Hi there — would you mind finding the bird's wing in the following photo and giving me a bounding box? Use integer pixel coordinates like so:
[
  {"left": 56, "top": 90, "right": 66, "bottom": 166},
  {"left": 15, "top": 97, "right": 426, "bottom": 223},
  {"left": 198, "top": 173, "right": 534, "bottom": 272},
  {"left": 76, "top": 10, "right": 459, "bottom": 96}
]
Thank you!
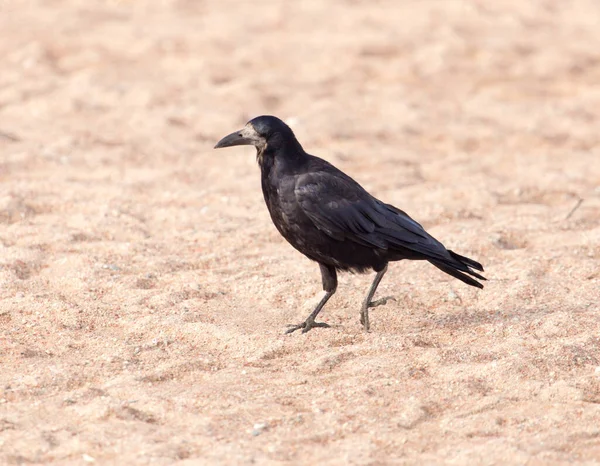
[{"left": 294, "top": 172, "right": 449, "bottom": 259}]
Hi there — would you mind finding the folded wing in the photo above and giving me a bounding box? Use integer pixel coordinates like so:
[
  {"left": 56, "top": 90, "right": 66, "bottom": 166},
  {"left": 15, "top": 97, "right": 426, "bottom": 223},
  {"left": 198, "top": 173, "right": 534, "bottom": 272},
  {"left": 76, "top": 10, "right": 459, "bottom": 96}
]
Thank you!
[{"left": 295, "top": 171, "right": 485, "bottom": 287}]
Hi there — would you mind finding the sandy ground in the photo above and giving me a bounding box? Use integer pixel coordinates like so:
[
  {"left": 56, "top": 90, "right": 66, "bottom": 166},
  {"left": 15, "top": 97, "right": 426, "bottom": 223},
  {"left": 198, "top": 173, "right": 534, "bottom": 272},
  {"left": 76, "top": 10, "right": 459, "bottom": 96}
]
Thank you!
[{"left": 1, "top": 0, "right": 600, "bottom": 464}]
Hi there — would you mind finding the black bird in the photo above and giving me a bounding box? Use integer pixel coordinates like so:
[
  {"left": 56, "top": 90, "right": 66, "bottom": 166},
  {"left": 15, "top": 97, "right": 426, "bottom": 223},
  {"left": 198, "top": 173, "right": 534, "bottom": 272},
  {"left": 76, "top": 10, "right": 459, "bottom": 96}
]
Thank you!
[{"left": 214, "top": 115, "right": 485, "bottom": 333}]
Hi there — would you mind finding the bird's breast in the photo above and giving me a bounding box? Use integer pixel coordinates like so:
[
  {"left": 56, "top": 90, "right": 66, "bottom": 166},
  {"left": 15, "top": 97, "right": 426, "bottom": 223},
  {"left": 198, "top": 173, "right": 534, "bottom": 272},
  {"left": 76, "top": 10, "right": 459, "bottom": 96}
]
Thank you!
[{"left": 261, "top": 173, "right": 309, "bottom": 240}]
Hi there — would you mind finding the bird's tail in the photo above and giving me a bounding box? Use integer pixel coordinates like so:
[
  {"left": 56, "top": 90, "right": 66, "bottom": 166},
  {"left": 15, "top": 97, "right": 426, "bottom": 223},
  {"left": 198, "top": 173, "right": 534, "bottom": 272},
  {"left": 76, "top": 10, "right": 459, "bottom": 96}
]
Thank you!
[
  {"left": 448, "top": 250, "right": 484, "bottom": 272},
  {"left": 428, "top": 249, "right": 486, "bottom": 289}
]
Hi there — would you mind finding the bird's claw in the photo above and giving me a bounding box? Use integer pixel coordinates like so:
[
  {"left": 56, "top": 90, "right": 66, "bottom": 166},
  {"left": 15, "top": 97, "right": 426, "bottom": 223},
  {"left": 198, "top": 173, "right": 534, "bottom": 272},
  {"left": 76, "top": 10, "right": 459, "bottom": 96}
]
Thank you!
[
  {"left": 285, "top": 319, "right": 330, "bottom": 334},
  {"left": 368, "top": 296, "right": 396, "bottom": 308}
]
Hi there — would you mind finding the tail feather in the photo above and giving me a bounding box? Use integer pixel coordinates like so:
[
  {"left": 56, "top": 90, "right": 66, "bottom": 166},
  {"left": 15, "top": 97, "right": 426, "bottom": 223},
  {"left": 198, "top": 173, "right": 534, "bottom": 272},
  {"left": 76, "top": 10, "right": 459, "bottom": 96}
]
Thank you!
[
  {"left": 448, "top": 250, "right": 485, "bottom": 272},
  {"left": 429, "top": 260, "right": 485, "bottom": 289},
  {"left": 428, "top": 250, "right": 486, "bottom": 289}
]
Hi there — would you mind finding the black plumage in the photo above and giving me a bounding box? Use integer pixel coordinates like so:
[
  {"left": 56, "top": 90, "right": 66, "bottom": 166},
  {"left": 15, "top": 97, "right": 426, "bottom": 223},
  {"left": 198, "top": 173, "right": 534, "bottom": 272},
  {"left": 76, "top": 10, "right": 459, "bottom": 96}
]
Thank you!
[{"left": 214, "top": 115, "right": 485, "bottom": 333}]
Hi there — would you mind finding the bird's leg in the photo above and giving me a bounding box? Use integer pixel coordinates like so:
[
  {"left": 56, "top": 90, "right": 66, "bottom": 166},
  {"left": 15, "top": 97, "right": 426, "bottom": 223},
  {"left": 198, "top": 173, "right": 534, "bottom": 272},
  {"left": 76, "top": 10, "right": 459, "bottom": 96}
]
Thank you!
[
  {"left": 360, "top": 264, "right": 388, "bottom": 331},
  {"left": 286, "top": 264, "right": 337, "bottom": 334},
  {"left": 285, "top": 291, "right": 334, "bottom": 334}
]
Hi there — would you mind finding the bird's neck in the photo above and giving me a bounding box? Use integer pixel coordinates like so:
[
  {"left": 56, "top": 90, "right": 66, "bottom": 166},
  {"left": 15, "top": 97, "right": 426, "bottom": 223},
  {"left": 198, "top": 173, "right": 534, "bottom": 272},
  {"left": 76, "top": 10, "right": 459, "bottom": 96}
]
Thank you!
[{"left": 258, "top": 138, "right": 306, "bottom": 171}]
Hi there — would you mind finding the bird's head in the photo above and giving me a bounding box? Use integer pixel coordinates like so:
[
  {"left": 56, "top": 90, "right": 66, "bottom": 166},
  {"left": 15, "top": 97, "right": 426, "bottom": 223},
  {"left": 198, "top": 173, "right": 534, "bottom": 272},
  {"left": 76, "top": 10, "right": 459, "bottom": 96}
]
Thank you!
[{"left": 214, "top": 115, "right": 300, "bottom": 162}]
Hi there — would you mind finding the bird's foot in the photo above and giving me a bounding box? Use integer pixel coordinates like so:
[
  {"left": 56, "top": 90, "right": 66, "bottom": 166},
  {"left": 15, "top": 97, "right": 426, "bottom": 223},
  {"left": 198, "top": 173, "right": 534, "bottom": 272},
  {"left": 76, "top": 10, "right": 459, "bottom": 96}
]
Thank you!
[
  {"left": 285, "top": 318, "right": 330, "bottom": 334},
  {"left": 360, "top": 296, "right": 395, "bottom": 331},
  {"left": 369, "top": 296, "right": 396, "bottom": 308}
]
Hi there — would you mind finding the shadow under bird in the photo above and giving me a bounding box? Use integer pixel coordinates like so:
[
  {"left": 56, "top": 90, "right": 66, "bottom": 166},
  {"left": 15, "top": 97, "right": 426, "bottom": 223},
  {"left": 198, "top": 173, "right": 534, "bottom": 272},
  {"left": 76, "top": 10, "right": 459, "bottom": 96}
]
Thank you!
[{"left": 214, "top": 115, "right": 486, "bottom": 334}]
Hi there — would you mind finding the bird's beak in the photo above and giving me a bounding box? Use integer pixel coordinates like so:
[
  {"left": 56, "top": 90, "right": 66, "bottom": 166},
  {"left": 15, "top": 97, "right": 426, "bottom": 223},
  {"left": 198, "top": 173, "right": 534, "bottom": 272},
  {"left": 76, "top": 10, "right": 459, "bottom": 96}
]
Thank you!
[{"left": 214, "top": 130, "right": 253, "bottom": 149}]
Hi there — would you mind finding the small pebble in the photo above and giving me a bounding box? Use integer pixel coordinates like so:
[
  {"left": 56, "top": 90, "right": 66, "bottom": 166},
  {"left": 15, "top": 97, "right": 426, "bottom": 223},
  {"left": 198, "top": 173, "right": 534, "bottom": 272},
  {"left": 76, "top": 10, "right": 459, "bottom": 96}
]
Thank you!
[{"left": 251, "top": 422, "right": 268, "bottom": 436}]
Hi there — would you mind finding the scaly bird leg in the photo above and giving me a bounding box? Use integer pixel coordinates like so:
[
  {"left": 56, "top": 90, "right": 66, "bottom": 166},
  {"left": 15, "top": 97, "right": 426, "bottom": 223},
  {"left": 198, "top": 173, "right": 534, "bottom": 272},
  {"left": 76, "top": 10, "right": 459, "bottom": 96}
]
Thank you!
[
  {"left": 285, "top": 291, "right": 334, "bottom": 334},
  {"left": 286, "top": 264, "right": 337, "bottom": 334},
  {"left": 360, "top": 264, "right": 388, "bottom": 331}
]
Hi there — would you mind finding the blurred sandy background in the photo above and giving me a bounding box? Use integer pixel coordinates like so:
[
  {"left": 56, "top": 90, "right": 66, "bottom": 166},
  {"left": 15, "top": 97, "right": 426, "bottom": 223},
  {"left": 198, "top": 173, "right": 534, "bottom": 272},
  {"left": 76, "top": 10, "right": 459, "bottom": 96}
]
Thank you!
[{"left": 1, "top": 0, "right": 600, "bottom": 464}]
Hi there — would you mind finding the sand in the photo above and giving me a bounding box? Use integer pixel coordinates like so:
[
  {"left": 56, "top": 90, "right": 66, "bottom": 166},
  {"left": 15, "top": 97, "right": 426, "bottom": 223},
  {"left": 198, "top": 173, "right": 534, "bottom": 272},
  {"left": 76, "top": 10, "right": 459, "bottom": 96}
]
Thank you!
[{"left": 1, "top": 0, "right": 600, "bottom": 464}]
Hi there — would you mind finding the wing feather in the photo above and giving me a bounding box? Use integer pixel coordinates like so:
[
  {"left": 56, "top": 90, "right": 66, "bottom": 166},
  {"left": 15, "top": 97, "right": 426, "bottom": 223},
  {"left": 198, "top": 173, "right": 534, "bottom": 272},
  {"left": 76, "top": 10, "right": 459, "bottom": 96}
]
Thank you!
[{"left": 295, "top": 172, "right": 441, "bottom": 255}]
